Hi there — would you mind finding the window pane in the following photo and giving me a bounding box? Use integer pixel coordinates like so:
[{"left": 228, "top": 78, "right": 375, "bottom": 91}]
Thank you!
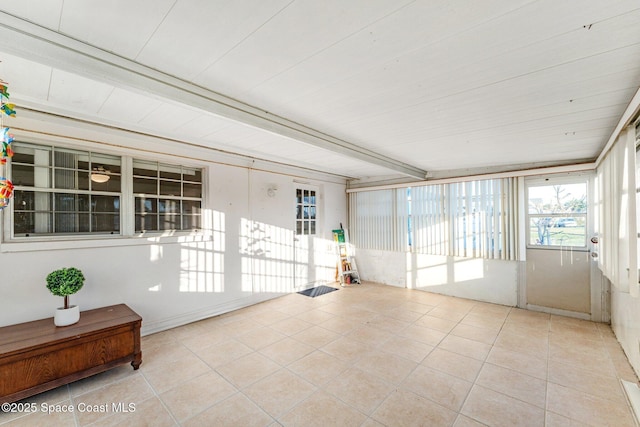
[
  {"left": 310, "top": 221, "right": 316, "bottom": 235},
  {"left": 13, "top": 191, "right": 53, "bottom": 235},
  {"left": 14, "top": 190, "right": 52, "bottom": 213},
  {"left": 12, "top": 150, "right": 35, "bottom": 164},
  {"left": 54, "top": 149, "right": 83, "bottom": 169},
  {"left": 135, "top": 214, "right": 157, "bottom": 232},
  {"left": 14, "top": 190, "right": 35, "bottom": 211},
  {"left": 159, "top": 179, "right": 181, "bottom": 196},
  {"left": 55, "top": 193, "right": 89, "bottom": 212},
  {"left": 78, "top": 171, "right": 90, "bottom": 190},
  {"left": 182, "top": 215, "right": 201, "bottom": 230},
  {"left": 183, "top": 168, "right": 202, "bottom": 183},
  {"left": 135, "top": 197, "right": 156, "bottom": 214},
  {"left": 183, "top": 183, "right": 202, "bottom": 198},
  {"left": 14, "top": 144, "right": 51, "bottom": 165},
  {"left": 92, "top": 174, "right": 121, "bottom": 192},
  {"left": 34, "top": 212, "right": 53, "bottom": 234},
  {"left": 54, "top": 168, "right": 77, "bottom": 190},
  {"left": 528, "top": 183, "right": 587, "bottom": 214},
  {"left": 159, "top": 214, "right": 180, "bottom": 230},
  {"left": 159, "top": 164, "right": 182, "bottom": 180},
  {"left": 92, "top": 214, "right": 120, "bottom": 232},
  {"left": 529, "top": 217, "right": 586, "bottom": 246},
  {"left": 133, "top": 160, "right": 157, "bottom": 177},
  {"left": 133, "top": 177, "right": 157, "bottom": 194},
  {"left": 14, "top": 211, "right": 35, "bottom": 235},
  {"left": 159, "top": 199, "right": 180, "bottom": 213},
  {"left": 528, "top": 182, "right": 587, "bottom": 247},
  {"left": 55, "top": 213, "right": 90, "bottom": 233},
  {"left": 182, "top": 200, "right": 201, "bottom": 214},
  {"left": 11, "top": 164, "right": 36, "bottom": 186},
  {"left": 296, "top": 221, "right": 302, "bottom": 235},
  {"left": 92, "top": 195, "right": 119, "bottom": 213},
  {"left": 91, "top": 153, "right": 121, "bottom": 172}
]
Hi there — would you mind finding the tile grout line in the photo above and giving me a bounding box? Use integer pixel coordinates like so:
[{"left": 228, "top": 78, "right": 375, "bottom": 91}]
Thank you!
[
  {"left": 452, "top": 305, "right": 513, "bottom": 425},
  {"left": 137, "top": 365, "right": 181, "bottom": 427}
]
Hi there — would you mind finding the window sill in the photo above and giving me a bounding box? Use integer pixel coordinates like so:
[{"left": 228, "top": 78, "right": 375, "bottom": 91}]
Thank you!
[{"left": 0, "top": 232, "right": 212, "bottom": 253}]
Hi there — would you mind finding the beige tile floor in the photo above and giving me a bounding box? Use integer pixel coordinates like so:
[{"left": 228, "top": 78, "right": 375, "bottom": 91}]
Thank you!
[{"left": 2, "top": 282, "right": 638, "bottom": 426}]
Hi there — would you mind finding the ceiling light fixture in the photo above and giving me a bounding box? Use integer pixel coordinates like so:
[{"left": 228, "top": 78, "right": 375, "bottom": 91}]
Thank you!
[{"left": 91, "top": 167, "right": 110, "bottom": 183}]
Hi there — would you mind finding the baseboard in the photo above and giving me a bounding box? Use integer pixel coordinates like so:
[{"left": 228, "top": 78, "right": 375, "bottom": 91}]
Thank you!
[
  {"left": 621, "top": 380, "right": 640, "bottom": 426},
  {"left": 140, "top": 292, "right": 284, "bottom": 336},
  {"left": 525, "top": 303, "right": 591, "bottom": 321}
]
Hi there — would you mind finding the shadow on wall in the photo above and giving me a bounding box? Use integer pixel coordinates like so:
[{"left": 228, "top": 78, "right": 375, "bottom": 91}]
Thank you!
[
  {"left": 144, "top": 210, "right": 336, "bottom": 296},
  {"left": 402, "top": 252, "right": 519, "bottom": 306}
]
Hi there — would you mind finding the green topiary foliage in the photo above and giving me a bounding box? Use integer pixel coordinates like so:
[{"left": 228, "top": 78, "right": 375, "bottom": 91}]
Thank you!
[{"left": 46, "top": 267, "right": 85, "bottom": 309}]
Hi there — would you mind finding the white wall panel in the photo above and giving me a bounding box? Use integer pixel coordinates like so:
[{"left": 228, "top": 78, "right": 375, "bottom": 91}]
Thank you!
[
  {"left": 356, "top": 248, "right": 518, "bottom": 306},
  {"left": 0, "top": 148, "right": 347, "bottom": 335}
]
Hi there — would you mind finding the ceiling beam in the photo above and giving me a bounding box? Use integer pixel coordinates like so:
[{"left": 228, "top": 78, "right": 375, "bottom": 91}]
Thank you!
[
  {"left": 0, "top": 11, "right": 428, "bottom": 180},
  {"left": 346, "top": 162, "right": 596, "bottom": 193}
]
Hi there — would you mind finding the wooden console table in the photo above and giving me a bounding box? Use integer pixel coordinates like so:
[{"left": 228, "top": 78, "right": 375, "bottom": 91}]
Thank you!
[{"left": 0, "top": 304, "right": 142, "bottom": 404}]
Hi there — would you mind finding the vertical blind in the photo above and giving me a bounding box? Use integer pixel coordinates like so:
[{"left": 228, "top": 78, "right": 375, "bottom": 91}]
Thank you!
[
  {"left": 349, "top": 189, "right": 407, "bottom": 252},
  {"left": 595, "top": 124, "right": 638, "bottom": 294},
  {"left": 349, "top": 177, "right": 520, "bottom": 261}
]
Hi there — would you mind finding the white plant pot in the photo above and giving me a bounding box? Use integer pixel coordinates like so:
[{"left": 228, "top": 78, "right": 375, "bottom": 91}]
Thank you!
[{"left": 54, "top": 305, "right": 80, "bottom": 327}]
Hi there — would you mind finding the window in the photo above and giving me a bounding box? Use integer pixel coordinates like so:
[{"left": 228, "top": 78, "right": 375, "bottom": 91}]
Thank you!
[
  {"left": 349, "top": 178, "right": 518, "bottom": 260},
  {"left": 527, "top": 180, "right": 587, "bottom": 247},
  {"left": 410, "top": 178, "right": 518, "bottom": 260},
  {"left": 11, "top": 143, "right": 121, "bottom": 236},
  {"left": 6, "top": 141, "right": 205, "bottom": 240},
  {"left": 349, "top": 188, "right": 408, "bottom": 252},
  {"left": 295, "top": 188, "right": 316, "bottom": 235},
  {"left": 133, "top": 160, "right": 202, "bottom": 233}
]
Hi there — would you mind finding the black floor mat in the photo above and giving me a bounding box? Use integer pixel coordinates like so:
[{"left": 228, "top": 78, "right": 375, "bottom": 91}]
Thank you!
[{"left": 297, "top": 285, "right": 339, "bottom": 298}]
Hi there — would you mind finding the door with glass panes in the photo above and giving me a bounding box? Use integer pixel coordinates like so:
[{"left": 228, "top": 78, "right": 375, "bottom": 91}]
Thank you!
[
  {"left": 294, "top": 186, "right": 318, "bottom": 288},
  {"left": 525, "top": 176, "right": 593, "bottom": 316}
]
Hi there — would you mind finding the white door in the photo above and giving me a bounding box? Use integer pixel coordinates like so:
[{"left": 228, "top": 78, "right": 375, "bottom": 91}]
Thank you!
[
  {"left": 294, "top": 186, "right": 318, "bottom": 289},
  {"left": 525, "top": 176, "right": 595, "bottom": 318}
]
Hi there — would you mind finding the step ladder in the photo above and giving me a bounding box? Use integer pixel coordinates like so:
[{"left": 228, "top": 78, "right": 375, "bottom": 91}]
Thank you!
[{"left": 332, "top": 227, "right": 361, "bottom": 286}]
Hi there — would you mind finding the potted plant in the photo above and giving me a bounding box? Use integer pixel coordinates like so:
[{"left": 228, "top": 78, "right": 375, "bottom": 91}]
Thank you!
[{"left": 46, "top": 267, "right": 85, "bottom": 327}]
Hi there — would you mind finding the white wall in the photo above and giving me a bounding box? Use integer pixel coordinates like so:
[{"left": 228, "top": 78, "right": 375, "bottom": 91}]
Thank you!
[
  {"left": 357, "top": 248, "right": 519, "bottom": 306},
  {"left": 0, "top": 131, "right": 347, "bottom": 335}
]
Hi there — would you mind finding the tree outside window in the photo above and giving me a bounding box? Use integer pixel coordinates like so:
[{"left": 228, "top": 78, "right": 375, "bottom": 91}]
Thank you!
[{"left": 528, "top": 182, "right": 587, "bottom": 247}]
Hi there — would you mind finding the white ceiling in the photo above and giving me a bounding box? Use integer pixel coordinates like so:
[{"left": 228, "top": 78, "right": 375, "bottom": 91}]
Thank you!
[{"left": 0, "top": 0, "right": 639, "bottom": 182}]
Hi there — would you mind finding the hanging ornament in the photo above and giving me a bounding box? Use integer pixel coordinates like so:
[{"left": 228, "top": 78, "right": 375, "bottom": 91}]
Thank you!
[
  {"left": 1, "top": 127, "right": 13, "bottom": 164},
  {"left": 0, "top": 77, "right": 14, "bottom": 208},
  {"left": 1, "top": 103, "right": 15, "bottom": 117},
  {"left": 0, "top": 177, "right": 13, "bottom": 209}
]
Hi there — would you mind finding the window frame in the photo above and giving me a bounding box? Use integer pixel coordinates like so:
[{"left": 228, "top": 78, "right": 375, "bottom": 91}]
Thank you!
[
  {"left": 294, "top": 185, "right": 318, "bottom": 236},
  {"left": 525, "top": 175, "right": 589, "bottom": 250},
  {"left": 8, "top": 142, "right": 123, "bottom": 238},
  {"left": 132, "top": 159, "right": 203, "bottom": 234},
  {"left": 2, "top": 139, "right": 206, "bottom": 245}
]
